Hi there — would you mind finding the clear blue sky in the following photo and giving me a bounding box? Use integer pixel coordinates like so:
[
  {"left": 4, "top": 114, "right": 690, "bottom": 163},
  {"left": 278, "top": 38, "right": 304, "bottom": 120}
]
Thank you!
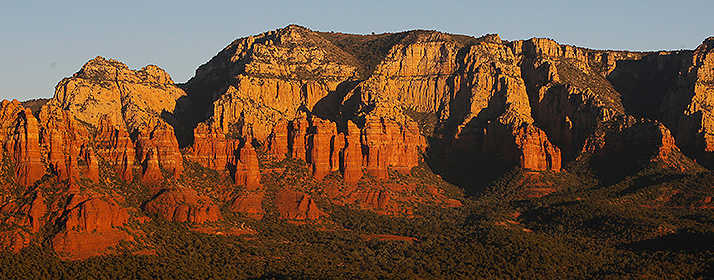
[{"left": 1, "top": 0, "right": 711, "bottom": 101}]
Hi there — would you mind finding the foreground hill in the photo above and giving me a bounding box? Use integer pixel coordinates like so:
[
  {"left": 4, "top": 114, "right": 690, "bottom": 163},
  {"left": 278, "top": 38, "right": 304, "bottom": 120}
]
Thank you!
[{"left": 0, "top": 25, "right": 712, "bottom": 278}]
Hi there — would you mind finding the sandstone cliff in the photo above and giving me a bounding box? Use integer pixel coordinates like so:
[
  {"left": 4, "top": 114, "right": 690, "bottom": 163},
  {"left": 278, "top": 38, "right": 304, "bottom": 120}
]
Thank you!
[
  {"left": 184, "top": 25, "right": 361, "bottom": 142},
  {"left": 2, "top": 25, "right": 713, "bottom": 261},
  {"left": 48, "top": 57, "right": 186, "bottom": 130}
]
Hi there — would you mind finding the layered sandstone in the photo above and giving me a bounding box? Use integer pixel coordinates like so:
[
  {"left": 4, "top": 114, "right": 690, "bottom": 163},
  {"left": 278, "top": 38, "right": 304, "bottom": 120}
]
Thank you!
[
  {"left": 330, "top": 132, "right": 345, "bottom": 172},
  {"left": 5, "top": 24, "right": 714, "bottom": 263},
  {"left": 581, "top": 116, "right": 700, "bottom": 179},
  {"left": 47, "top": 57, "right": 186, "bottom": 130},
  {"left": 362, "top": 116, "right": 388, "bottom": 179},
  {"left": 143, "top": 188, "right": 221, "bottom": 224},
  {"left": 275, "top": 189, "right": 327, "bottom": 221},
  {"left": 234, "top": 140, "right": 261, "bottom": 190},
  {"left": 514, "top": 125, "right": 562, "bottom": 171},
  {"left": 8, "top": 109, "right": 44, "bottom": 186},
  {"left": 230, "top": 191, "right": 265, "bottom": 219},
  {"left": 342, "top": 121, "right": 363, "bottom": 185},
  {"left": 349, "top": 32, "right": 560, "bottom": 172},
  {"left": 0, "top": 191, "right": 47, "bottom": 253},
  {"left": 268, "top": 119, "right": 289, "bottom": 159},
  {"left": 309, "top": 117, "right": 335, "bottom": 180},
  {"left": 96, "top": 116, "right": 135, "bottom": 181},
  {"left": 37, "top": 105, "right": 90, "bottom": 183},
  {"left": 136, "top": 121, "right": 184, "bottom": 177},
  {"left": 84, "top": 147, "right": 100, "bottom": 183},
  {"left": 140, "top": 146, "right": 162, "bottom": 185},
  {"left": 289, "top": 115, "right": 309, "bottom": 161},
  {"left": 51, "top": 196, "right": 132, "bottom": 260},
  {"left": 662, "top": 38, "right": 714, "bottom": 167},
  {"left": 511, "top": 38, "right": 631, "bottom": 161},
  {"left": 0, "top": 229, "right": 30, "bottom": 253},
  {"left": 188, "top": 122, "right": 238, "bottom": 171},
  {"left": 186, "top": 25, "right": 360, "bottom": 141}
]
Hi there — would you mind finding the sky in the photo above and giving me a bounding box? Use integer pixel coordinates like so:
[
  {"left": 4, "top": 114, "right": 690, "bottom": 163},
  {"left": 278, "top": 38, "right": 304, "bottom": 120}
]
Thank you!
[{"left": 0, "top": 0, "right": 711, "bottom": 101}]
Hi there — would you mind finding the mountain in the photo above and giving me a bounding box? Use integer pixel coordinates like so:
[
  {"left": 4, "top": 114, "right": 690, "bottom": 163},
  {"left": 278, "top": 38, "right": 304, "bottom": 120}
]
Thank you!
[{"left": 0, "top": 25, "right": 712, "bottom": 278}]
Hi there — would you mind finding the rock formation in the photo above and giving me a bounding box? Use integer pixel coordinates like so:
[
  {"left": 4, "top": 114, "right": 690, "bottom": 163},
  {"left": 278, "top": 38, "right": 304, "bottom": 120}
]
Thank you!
[
  {"left": 143, "top": 188, "right": 221, "bottom": 224},
  {"left": 309, "top": 117, "right": 335, "bottom": 180},
  {"left": 140, "top": 146, "right": 163, "bottom": 185},
  {"left": 330, "top": 132, "right": 345, "bottom": 172},
  {"left": 96, "top": 116, "right": 135, "bottom": 181},
  {"left": 662, "top": 38, "right": 714, "bottom": 168},
  {"left": 47, "top": 57, "right": 186, "bottom": 130},
  {"left": 234, "top": 140, "right": 261, "bottom": 190},
  {"left": 185, "top": 25, "right": 360, "bottom": 142},
  {"left": 84, "top": 147, "right": 100, "bottom": 183},
  {"left": 581, "top": 117, "right": 700, "bottom": 176},
  {"left": 342, "top": 121, "right": 363, "bottom": 185},
  {"left": 346, "top": 32, "right": 561, "bottom": 174},
  {"left": 289, "top": 115, "right": 309, "bottom": 161},
  {"left": 275, "top": 189, "right": 326, "bottom": 221},
  {"left": 514, "top": 124, "right": 562, "bottom": 171},
  {"left": 188, "top": 123, "right": 238, "bottom": 171},
  {"left": 0, "top": 191, "right": 47, "bottom": 252},
  {"left": 3, "top": 25, "right": 714, "bottom": 262},
  {"left": 230, "top": 191, "right": 265, "bottom": 219},
  {"left": 9, "top": 109, "right": 44, "bottom": 186},
  {"left": 136, "top": 121, "right": 184, "bottom": 178},
  {"left": 512, "top": 38, "right": 629, "bottom": 161},
  {"left": 362, "top": 116, "right": 389, "bottom": 179},
  {"left": 51, "top": 196, "right": 131, "bottom": 260},
  {"left": 0, "top": 229, "right": 30, "bottom": 253},
  {"left": 268, "top": 119, "right": 289, "bottom": 159}
]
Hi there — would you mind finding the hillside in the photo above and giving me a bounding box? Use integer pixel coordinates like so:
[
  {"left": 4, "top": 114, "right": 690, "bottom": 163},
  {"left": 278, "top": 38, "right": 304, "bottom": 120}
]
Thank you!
[{"left": 0, "top": 25, "right": 713, "bottom": 279}]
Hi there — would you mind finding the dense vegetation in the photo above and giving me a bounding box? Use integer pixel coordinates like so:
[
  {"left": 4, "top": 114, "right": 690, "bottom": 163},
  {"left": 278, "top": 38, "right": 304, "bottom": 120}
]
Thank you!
[{"left": 1, "top": 157, "right": 712, "bottom": 279}]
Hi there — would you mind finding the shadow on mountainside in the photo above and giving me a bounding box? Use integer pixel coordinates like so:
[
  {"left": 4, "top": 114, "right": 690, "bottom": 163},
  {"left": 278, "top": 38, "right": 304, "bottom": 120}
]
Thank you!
[
  {"left": 606, "top": 54, "right": 684, "bottom": 121},
  {"left": 162, "top": 94, "right": 197, "bottom": 149},
  {"left": 312, "top": 80, "right": 362, "bottom": 125}
]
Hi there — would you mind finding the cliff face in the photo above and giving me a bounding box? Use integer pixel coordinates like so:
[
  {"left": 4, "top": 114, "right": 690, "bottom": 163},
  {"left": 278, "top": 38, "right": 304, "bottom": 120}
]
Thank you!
[
  {"left": 347, "top": 32, "right": 560, "bottom": 172},
  {"left": 511, "top": 38, "right": 632, "bottom": 161},
  {"left": 1, "top": 25, "right": 713, "bottom": 260},
  {"left": 48, "top": 57, "right": 186, "bottom": 130},
  {"left": 665, "top": 38, "right": 714, "bottom": 167},
  {"left": 595, "top": 37, "right": 714, "bottom": 168},
  {"left": 185, "top": 25, "right": 361, "bottom": 141},
  {"left": 183, "top": 26, "right": 712, "bottom": 177},
  {"left": 188, "top": 28, "right": 564, "bottom": 175}
]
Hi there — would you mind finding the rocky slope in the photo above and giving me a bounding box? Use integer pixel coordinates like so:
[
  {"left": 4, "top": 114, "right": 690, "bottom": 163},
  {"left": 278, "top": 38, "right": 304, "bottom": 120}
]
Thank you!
[{"left": 0, "top": 25, "right": 712, "bottom": 260}]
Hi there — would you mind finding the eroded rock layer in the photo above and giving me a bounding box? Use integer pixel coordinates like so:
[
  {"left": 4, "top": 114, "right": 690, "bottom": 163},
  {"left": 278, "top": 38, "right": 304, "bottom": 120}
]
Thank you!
[
  {"left": 2, "top": 25, "right": 714, "bottom": 262},
  {"left": 52, "top": 196, "right": 132, "bottom": 260},
  {"left": 143, "top": 188, "right": 221, "bottom": 224}
]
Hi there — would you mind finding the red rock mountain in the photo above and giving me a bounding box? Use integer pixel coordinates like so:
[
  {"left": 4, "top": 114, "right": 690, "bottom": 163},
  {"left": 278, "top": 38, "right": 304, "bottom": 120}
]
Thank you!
[{"left": 0, "top": 25, "right": 712, "bottom": 260}]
